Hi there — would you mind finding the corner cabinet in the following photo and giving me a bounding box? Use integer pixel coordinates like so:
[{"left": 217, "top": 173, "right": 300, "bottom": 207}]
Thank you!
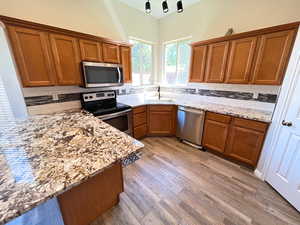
[
  {"left": 7, "top": 26, "right": 57, "bottom": 87},
  {"left": 102, "top": 43, "right": 120, "bottom": 64},
  {"left": 148, "top": 105, "right": 177, "bottom": 136},
  {"left": 50, "top": 34, "right": 82, "bottom": 85},
  {"left": 120, "top": 46, "right": 132, "bottom": 83}
]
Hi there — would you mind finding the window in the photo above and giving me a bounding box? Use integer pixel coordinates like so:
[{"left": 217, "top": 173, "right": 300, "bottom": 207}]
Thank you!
[
  {"left": 163, "top": 38, "right": 191, "bottom": 85},
  {"left": 130, "top": 39, "right": 154, "bottom": 85}
]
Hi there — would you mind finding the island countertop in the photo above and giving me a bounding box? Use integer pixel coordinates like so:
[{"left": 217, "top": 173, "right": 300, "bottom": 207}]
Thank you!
[{"left": 0, "top": 111, "right": 144, "bottom": 225}]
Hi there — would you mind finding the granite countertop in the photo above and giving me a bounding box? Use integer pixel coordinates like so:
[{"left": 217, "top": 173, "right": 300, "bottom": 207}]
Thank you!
[
  {"left": 0, "top": 111, "right": 144, "bottom": 225},
  {"left": 118, "top": 98, "right": 273, "bottom": 123}
]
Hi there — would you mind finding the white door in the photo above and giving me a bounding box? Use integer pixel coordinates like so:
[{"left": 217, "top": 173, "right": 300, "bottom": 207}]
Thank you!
[{"left": 266, "top": 29, "right": 300, "bottom": 211}]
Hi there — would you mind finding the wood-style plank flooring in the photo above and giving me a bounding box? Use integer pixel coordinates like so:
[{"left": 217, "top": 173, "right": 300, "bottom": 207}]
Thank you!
[{"left": 91, "top": 137, "right": 300, "bottom": 225}]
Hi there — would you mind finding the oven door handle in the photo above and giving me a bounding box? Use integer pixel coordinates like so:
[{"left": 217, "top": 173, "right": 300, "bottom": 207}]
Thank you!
[{"left": 97, "top": 109, "right": 132, "bottom": 120}]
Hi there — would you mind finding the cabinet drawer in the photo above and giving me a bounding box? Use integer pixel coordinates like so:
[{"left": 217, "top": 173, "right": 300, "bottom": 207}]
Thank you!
[
  {"left": 133, "top": 106, "right": 147, "bottom": 114},
  {"left": 133, "top": 112, "right": 147, "bottom": 127},
  {"left": 134, "top": 124, "right": 147, "bottom": 139},
  {"left": 148, "top": 105, "right": 174, "bottom": 112},
  {"left": 206, "top": 112, "right": 231, "bottom": 124},
  {"left": 233, "top": 118, "right": 268, "bottom": 132}
]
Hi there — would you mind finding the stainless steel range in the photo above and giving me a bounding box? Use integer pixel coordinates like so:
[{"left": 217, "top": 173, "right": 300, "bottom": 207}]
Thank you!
[{"left": 81, "top": 91, "right": 133, "bottom": 136}]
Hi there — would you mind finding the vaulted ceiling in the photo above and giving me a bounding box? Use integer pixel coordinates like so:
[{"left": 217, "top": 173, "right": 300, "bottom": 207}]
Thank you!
[{"left": 119, "top": 0, "right": 201, "bottom": 18}]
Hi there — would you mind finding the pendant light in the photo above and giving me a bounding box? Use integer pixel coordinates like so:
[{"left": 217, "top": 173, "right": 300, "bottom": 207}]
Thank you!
[
  {"left": 162, "top": 0, "right": 169, "bottom": 13},
  {"left": 177, "top": 0, "right": 183, "bottom": 13},
  {"left": 145, "top": 0, "right": 151, "bottom": 14}
]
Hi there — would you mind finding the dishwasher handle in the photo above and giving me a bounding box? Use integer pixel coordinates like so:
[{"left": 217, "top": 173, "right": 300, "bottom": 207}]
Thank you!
[{"left": 178, "top": 106, "right": 204, "bottom": 115}]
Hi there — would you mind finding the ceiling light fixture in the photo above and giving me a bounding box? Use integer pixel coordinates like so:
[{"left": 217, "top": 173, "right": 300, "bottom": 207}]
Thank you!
[
  {"left": 145, "top": 0, "right": 151, "bottom": 14},
  {"left": 162, "top": 0, "right": 169, "bottom": 13},
  {"left": 177, "top": 0, "right": 184, "bottom": 13}
]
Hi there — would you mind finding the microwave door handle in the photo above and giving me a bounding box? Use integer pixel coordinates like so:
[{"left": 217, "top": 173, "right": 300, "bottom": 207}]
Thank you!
[{"left": 118, "top": 68, "right": 122, "bottom": 83}]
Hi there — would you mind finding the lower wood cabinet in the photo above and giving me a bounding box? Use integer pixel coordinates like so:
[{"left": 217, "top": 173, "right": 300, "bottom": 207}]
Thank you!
[
  {"left": 148, "top": 105, "right": 177, "bottom": 136},
  {"left": 133, "top": 106, "right": 147, "bottom": 139},
  {"left": 203, "top": 112, "right": 268, "bottom": 167},
  {"left": 202, "top": 112, "right": 231, "bottom": 153}
]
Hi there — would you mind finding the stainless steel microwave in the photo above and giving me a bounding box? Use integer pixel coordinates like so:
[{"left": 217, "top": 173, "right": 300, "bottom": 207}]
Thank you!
[{"left": 82, "top": 61, "right": 123, "bottom": 88}]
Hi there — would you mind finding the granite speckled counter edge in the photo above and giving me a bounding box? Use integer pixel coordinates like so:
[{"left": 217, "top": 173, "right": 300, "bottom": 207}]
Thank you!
[{"left": 0, "top": 111, "right": 144, "bottom": 225}]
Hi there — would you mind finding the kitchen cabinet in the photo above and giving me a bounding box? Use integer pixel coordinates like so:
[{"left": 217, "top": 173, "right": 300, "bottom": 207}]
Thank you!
[
  {"left": 251, "top": 29, "right": 296, "bottom": 85},
  {"left": 1, "top": 16, "right": 132, "bottom": 87},
  {"left": 189, "top": 45, "right": 207, "bottom": 82},
  {"left": 50, "top": 34, "right": 82, "bottom": 85},
  {"left": 202, "top": 112, "right": 268, "bottom": 167},
  {"left": 103, "top": 43, "right": 120, "bottom": 64},
  {"left": 225, "top": 118, "right": 268, "bottom": 167},
  {"left": 148, "top": 105, "right": 177, "bottom": 136},
  {"left": 133, "top": 106, "right": 147, "bottom": 139},
  {"left": 189, "top": 23, "right": 298, "bottom": 85},
  {"left": 225, "top": 37, "right": 257, "bottom": 84},
  {"left": 205, "top": 42, "right": 229, "bottom": 83},
  {"left": 7, "top": 26, "right": 56, "bottom": 87},
  {"left": 120, "top": 46, "right": 132, "bottom": 83},
  {"left": 202, "top": 112, "right": 231, "bottom": 153},
  {"left": 79, "top": 39, "right": 103, "bottom": 62}
]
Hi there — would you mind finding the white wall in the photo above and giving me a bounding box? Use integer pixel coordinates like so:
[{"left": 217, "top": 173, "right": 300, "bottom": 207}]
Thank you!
[{"left": 159, "top": 0, "right": 300, "bottom": 43}]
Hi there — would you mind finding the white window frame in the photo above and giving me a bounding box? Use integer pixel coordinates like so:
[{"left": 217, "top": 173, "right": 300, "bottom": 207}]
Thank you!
[
  {"left": 162, "top": 36, "right": 192, "bottom": 86},
  {"left": 129, "top": 37, "right": 155, "bottom": 86}
]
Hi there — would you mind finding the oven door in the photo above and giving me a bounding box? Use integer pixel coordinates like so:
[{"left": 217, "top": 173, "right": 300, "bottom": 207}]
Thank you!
[
  {"left": 97, "top": 109, "right": 133, "bottom": 136},
  {"left": 82, "top": 62, "right": 123, "bottom": 88}
]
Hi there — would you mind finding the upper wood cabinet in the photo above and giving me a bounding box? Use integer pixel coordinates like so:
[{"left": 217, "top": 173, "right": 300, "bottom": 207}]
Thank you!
[
  {"left": 205, "top": 42, "right": 229, "bottom": 83},
  {"left": 189, "top": 23, "right": 298, "bottom": 85},
  {"left": 7, "top": 26, "right": 56, "bottom": 87},
  {"left": 189, "top": 45, "right": 207, "bottom": 82},
  {"left": 120, "top": 46, "right": 132, "bottom": 83},
  {"left": 225, "top": 37, "right": 257, "bottom": 84},
  {"left": 102, "top": 43, "right": 120, "bottom": 64},
  {"left": 251, "top": 29, "right": 296, "bottom": 85},
  {"left": 50, "top": 34, "right": 82, "bottom": 85},
  {"left": 79, "top": 39, "right": 103, "bottom": 62}
]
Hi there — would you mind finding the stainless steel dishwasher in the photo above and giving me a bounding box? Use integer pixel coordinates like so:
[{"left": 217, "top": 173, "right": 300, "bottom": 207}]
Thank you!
[{"left": 176, "top": 106, "right": 205, "bottom": 148}]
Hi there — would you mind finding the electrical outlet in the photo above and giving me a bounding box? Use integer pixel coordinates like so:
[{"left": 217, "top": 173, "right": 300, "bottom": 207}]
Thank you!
[
  {"left": 52, "top": 94, "right": 59, "bottom": 101},
  {"left": 253, "top": 92, "right": 258, "bottom": 99}
]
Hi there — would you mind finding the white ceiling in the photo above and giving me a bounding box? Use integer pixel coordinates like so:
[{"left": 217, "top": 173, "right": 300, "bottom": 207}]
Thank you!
[{"left": 119, "top": 0, "right": 201, "bottom": 19}]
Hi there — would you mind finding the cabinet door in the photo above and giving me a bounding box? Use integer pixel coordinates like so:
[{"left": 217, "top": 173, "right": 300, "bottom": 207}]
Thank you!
[
  {"left": 205, "top": 42, "right": 229, "bottom": 83},
  {"left": 79, "top": 39, "right": 102, "bottom": 62},
  {"left": 251, "top": 29, "right": 296, "bottom": 85},
  {"left": 8, "top": 26, "right": 56, "bottom": 87},
  {"left": 50, "top": 34, "right": 82, "bottom": 85},
  {"left": 148, "top": 106, "right": 176, "bottom": 136},
  {"left": 202, "top": 119, "right": 229, "bottom": 153},
  {"left": 189, "top": 45, "right": 207, "bottom": 82},
  {"left": 225, "top": 37, "right": 257, "bottom": 84},
  {"left": 103, "top": 43, "right": 120, "bottom": 63},
  {"left": 120, "top": 46, "right": 132, "bottom": 83},
  {"left": 134, "top": 124, "right": 147, "bottom": 139},
  {"left": 225, "top": 126, "right": 265, "bottom": 167}
]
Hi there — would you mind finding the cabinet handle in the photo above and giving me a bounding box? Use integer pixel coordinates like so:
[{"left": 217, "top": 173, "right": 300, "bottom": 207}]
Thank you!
[{"left": 282, "top": 120, "right": 293, "bottom": 127}]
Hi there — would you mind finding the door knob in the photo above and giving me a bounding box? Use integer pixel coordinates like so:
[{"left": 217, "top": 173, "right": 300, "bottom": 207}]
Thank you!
[{"left": 282, "top": 120, "right": 293, "bottom": 127}]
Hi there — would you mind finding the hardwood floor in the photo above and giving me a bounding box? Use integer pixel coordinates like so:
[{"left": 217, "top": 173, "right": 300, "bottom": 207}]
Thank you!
[{"left": 91, "top": 137, "right": 300, "bottom": 225}]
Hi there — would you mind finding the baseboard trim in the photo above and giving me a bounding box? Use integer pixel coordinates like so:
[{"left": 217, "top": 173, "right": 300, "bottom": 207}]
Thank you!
[{"left": 254, "top": 169, "right": 264, "bottom": 181}]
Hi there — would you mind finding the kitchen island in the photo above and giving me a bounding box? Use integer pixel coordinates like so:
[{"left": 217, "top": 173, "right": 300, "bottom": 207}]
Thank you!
[{"left": 0, "top": 111, "right": 144, "bottom": 225}]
